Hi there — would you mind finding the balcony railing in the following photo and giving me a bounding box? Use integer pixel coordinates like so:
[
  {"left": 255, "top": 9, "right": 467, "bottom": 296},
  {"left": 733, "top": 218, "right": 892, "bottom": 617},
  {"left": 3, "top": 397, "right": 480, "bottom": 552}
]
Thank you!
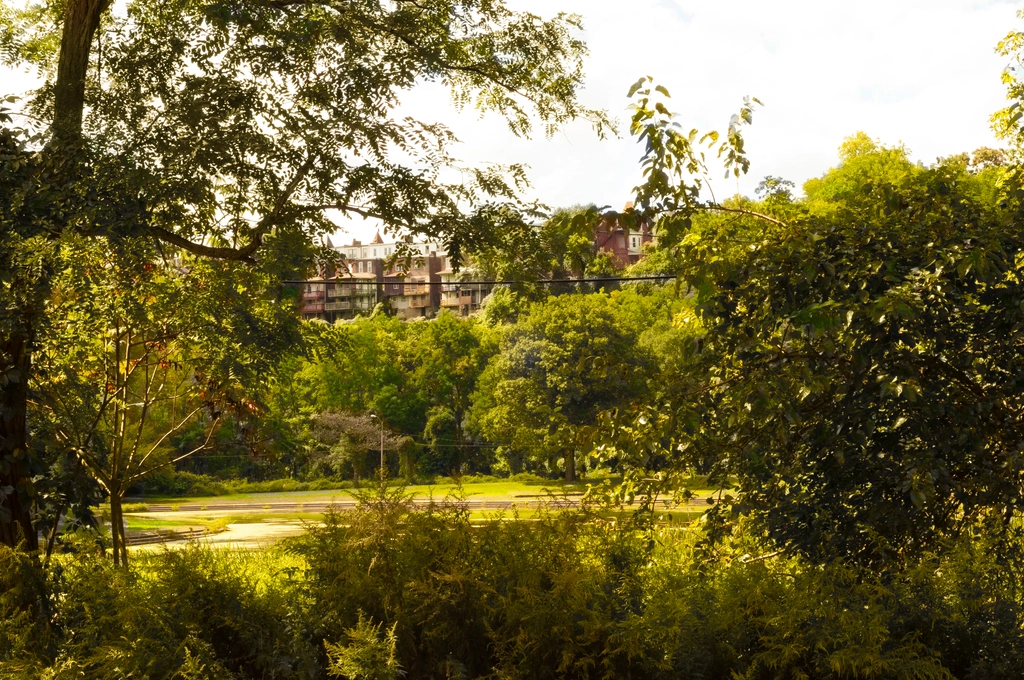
[
  {"left": 409, "top": 296, "right": 431, "bottom": 308},
  {"left": 327, "top": 286, "right": 354, "bottom": 299},
  {"left": 440, "top": 297, "right": 460, "bottom": 307},
  {"left": 302, "top": 302, "right": 325, "bottom": 313},
  {"left": 325, "top": 301, "right": 352, "bottom": 311},
  {"left": 301, "top": 290, "right": 324, "bottom": 301}
]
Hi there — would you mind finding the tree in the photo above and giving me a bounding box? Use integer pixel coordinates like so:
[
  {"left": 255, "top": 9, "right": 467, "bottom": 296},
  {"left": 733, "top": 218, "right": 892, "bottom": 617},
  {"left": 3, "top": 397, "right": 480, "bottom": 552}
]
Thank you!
[
  {"left": 311, "top": 411, "right": 406, "bottom": 484},
  {"left": 584, "top": 72, "right": 1024, "bottom": 566},
  {"left": 298, "top": 314, "right": 427, "bottom": 436},
  {"left": 0, "top": 0, "right": 602, "bottom": 549},
  {"left": 470, "top": 293, "right": 650, "bottom": 481},
  {"left": 410, "top": 312, "right": 494, "bottom": 474},
  {"left": 647, "top": 137, "right": 1024, "bottom": 568},
  {"left": 29, "top": 237, "right": 288, "bottom": 565}
]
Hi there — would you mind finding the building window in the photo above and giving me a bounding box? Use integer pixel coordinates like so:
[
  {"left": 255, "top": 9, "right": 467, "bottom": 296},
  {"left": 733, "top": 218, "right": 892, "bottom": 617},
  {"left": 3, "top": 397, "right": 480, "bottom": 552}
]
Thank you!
[{"left": 631, "top": 236, "right": 638, "bottom": 249}]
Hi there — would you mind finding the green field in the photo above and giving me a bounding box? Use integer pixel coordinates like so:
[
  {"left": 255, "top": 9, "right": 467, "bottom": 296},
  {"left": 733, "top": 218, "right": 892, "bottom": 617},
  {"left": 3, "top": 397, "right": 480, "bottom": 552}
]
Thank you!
[
  {"left": 119, "top": 478, "right": 712, "bottom": 545},
  {"left": 129, "top": 476, "right": 714, "bottom": 505}
]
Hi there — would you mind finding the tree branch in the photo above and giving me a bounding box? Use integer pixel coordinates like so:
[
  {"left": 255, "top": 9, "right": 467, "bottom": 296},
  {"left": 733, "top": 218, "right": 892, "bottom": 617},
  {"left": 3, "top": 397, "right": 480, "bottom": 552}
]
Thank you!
[
  {"left": 129, "top": 415, "right": 222, "bottom": 483},
  {"left": 700, "top": 204, "right": 787, "bottom": 227},
  {"left": 147, "top": 226, "right": 263, "bottom": 262},
  {"left": 149, "top": 155, "right": 318, "bottom": 261}
]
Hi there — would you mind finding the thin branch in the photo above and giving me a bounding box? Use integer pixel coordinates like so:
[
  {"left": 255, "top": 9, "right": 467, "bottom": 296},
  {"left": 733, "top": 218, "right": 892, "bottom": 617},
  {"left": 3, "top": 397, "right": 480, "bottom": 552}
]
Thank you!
[
  {"left": 129, "top": 416, "right": 222, "bottom": 483},
  {"left": 740, "top": 549, "right": 785, "bottom": 564},
  {"left": 131, "top": 403, "right": 208, "bottom": 473},
  {"left": 701, "top": 204, "right": 787, "bottom": 227},
  {"left": 150, "top": 154, "right": 317, "bottom": 260}
]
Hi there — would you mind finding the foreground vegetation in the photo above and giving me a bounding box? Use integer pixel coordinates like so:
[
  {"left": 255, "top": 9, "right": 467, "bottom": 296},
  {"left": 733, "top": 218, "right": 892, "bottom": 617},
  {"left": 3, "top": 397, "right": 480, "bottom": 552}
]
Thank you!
[
  {"left": 8, "top": 0, "right": 1024, "bottom": 676},
  {"left": 4, "top": 485, "right": 1024, "bottom": 680}
]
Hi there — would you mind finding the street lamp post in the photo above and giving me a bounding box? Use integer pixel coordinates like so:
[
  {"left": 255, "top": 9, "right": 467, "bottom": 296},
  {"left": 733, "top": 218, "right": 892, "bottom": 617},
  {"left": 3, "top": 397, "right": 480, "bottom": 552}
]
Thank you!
[{"left": 369, "top": 413, "right": 385, "bottom": 478}]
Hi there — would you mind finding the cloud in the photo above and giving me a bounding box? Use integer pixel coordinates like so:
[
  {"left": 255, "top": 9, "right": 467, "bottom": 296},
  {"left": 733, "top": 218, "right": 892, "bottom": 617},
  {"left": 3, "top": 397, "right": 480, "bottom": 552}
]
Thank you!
[{"left": 368, "top": 0, "right": 1020, "bottom": 244}]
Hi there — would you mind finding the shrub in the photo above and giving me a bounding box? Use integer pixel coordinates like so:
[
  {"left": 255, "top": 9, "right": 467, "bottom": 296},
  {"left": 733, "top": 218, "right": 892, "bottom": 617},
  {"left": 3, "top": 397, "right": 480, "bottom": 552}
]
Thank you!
[
  {"left": 133, "top": 471, "right": 352, "bottom": 498},
  {"left": 325, "top": 613, "right": 402, "bottom": 680},
  {"left": 138, "top": 470, "right": 228, "bottom": 497},
  {"left": 5, "top": 486, "right": 1024, "bottom": 679}
]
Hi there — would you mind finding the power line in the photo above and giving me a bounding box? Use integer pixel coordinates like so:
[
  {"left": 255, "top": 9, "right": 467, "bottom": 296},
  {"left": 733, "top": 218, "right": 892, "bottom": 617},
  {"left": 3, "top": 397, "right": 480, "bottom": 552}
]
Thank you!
[{"left": 283, "top": 275, "right": 677, "bottom": 286}]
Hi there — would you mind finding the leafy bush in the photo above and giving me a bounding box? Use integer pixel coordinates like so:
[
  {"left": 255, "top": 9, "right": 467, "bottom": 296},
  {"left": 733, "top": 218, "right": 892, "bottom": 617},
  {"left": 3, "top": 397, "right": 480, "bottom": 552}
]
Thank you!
[
  {"left": 5, "top": 487, "right": 1024, "bottom": 678},
  {"left": 137, "top": 470, "right": 229, "bottom": 497},
  {"left": 325, "top": 613, "right": 402, "bottom": 680},
  {"left": 134, "top": 471, "right": 351, "bottom": 498},
  {"left": 3, "top": 546, "right": 317, "bottom": 679}
]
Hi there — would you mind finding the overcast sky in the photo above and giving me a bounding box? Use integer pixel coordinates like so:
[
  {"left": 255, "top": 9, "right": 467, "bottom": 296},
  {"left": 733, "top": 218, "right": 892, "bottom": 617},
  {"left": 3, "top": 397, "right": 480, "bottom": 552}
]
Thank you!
[{"left": 4, "top": 0, "right": 1020, "bottom": 243}]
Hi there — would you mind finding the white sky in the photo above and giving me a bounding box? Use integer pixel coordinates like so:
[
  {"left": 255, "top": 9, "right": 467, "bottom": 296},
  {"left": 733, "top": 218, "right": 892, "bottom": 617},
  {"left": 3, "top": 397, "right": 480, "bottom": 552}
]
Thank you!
[{"left": 4, "top": 0, "right": 1019, "bottom": 243}]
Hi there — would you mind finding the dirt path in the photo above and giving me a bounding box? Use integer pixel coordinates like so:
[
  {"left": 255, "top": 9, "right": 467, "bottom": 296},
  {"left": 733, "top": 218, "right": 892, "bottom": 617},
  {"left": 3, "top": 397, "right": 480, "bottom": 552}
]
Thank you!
[{"left": 130, "top": 520, "right": 314, "bottom": 552}]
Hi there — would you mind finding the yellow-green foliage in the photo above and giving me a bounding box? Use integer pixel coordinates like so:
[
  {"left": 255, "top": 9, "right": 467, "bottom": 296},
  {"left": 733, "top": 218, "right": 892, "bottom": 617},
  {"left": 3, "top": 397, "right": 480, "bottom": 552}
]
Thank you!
[
  {"left": 325, "top": 613, "right": 402, "bottom": 680},
  {"left": 4, "top": 487, "right": 1024, "bottom": 679}
]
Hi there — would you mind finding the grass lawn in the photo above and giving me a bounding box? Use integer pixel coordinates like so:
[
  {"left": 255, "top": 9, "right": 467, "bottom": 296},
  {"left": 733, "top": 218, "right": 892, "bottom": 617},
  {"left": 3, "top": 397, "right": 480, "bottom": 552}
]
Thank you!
[
  {"left": 130, "top": 477, "right": 715, "bottom": 506},
  {"left": 124, "top": 511, "right": 327, "bottom": 531},
  {"left": 116, "top": 475, "right": 717, "bottom": 547}
]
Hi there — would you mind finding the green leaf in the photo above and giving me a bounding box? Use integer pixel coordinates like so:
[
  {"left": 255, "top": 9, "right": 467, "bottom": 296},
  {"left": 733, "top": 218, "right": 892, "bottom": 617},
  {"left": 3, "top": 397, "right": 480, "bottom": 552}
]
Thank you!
[{"left": 627, "top": 77, "right": 648, "bottom": 98}]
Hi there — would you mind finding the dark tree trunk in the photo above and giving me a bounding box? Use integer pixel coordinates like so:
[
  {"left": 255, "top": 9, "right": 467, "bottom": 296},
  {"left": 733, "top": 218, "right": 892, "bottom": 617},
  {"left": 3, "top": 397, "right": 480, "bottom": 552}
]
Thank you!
[
  {"left": 109, "top": 493, "right": 128, "bottom": 567},
  {"left": 0, "top": 333, "right": 38, "bottom": 551},
  {"left": 43, "top": 502, "right": 67, "bottom": 564},
  {"left": 53, "top": 0, "right": 110, "bottom": 142},
  {"left": 565, "top": 447, "right": 576, "bottom": 483}
]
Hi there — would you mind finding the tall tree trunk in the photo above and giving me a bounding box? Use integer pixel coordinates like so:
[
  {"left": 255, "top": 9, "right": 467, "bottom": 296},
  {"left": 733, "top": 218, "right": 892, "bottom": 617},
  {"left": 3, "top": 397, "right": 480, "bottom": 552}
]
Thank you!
[
  {"left": 0, "top": 333, "right": 38, "bottom": 551},
  {"left": 565, "top": 447, "right": 576, "bottom": 483},
  {"left": 53, "top": 0, "right": 110, "bottom": 142}
]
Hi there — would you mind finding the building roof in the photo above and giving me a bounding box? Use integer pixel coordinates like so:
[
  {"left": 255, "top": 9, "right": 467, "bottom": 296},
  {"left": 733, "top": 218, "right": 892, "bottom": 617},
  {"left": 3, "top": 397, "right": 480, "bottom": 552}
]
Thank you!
[{"left": 371, "top": 231, "right": 384, "bottom": 244}]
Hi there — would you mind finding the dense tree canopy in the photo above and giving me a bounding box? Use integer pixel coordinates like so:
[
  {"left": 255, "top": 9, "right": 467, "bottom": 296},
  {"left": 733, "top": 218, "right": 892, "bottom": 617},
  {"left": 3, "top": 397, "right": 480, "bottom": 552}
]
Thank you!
[
  {"left": 610, "top": 134, "right": 1024, "bottom": 568},
  {"left": 470, "top": 293, "right": 652, "bottom": 480},
  {"left": 0, "top": 0, "right": 603, "bottom": 548}
]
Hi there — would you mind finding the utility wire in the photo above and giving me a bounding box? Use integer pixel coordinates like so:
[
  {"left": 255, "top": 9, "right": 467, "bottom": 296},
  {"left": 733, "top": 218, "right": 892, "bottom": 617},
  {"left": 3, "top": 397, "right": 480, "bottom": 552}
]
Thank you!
[{"left": 283, "top": 275, "right": 677, "bottom": 286}]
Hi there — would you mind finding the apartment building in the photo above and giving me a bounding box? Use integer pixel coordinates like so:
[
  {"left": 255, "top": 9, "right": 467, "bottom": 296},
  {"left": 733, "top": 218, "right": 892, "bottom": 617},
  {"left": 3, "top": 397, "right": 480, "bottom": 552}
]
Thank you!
[
  {"left": 300, "top": 233, "right": 453, "bottom": 322},
  {"left": 382, "top": 248, "right": 445, "bottom": 320},
  {"left": 299, "top": 211, "right": 653, "bottom": 321},
  {"left": 439, "top": 268, "right": 491, "bottom": 316}
]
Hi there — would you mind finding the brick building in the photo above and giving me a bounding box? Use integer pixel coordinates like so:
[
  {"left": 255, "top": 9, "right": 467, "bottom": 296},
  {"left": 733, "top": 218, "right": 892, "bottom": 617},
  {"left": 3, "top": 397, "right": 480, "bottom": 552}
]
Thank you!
[
  {"left": 300, "top": 233, "right": 454, "bottom": 322},
  {"left": 438, "top": 268, "right": 489, "bottom": 316},
  {"left": 299, "top": 212, "right": 654, "bottom": 321},
  {"left": 593, "top": 204, "right": 654, "bottom": 268}
]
